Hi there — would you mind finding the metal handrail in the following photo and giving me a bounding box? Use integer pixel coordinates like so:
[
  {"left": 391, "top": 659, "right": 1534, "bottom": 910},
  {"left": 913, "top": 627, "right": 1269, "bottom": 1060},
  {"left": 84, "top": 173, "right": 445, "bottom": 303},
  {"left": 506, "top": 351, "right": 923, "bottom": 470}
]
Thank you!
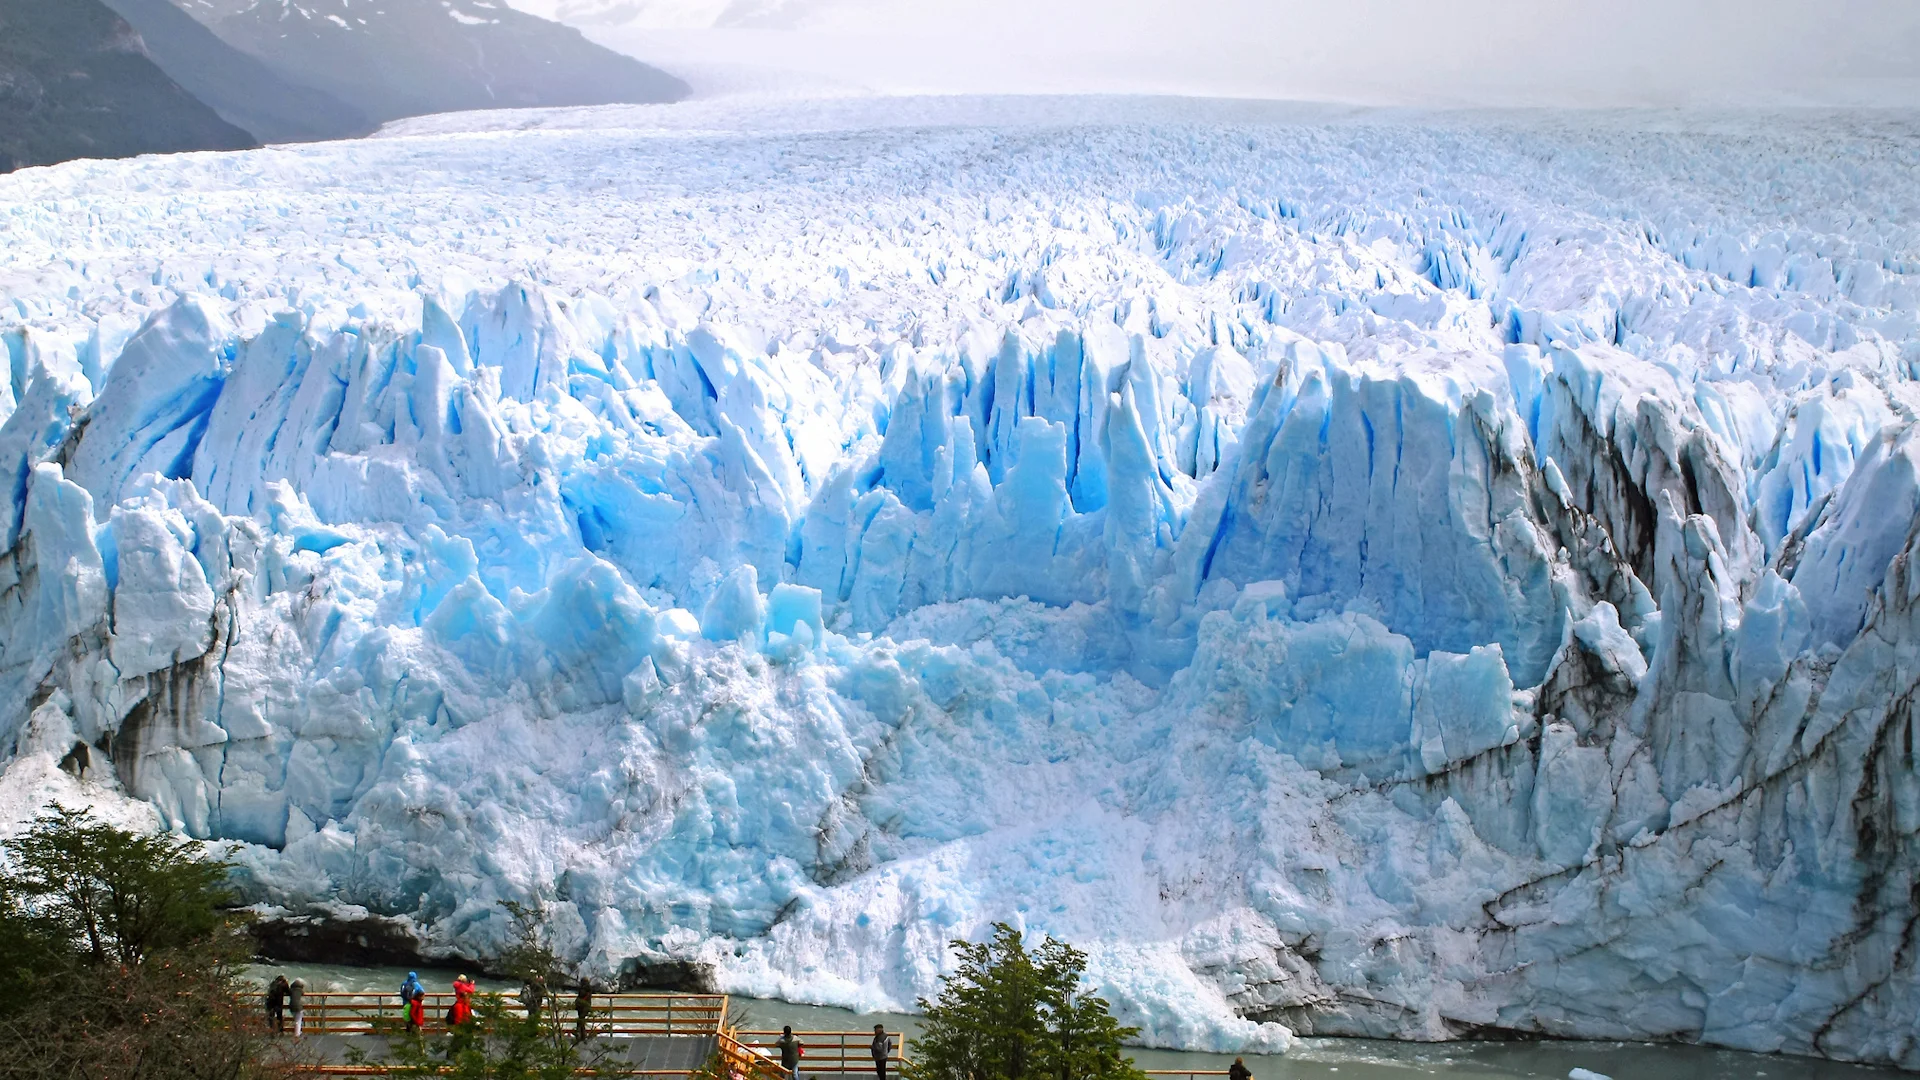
[
  {"left": 244, "top": 991, "right": 728, "bottom": 1037},
  {"left": 304, "top": 1060, "right": 1212, "bottom": 1078},
  {"left": 287, "top": 1013, "right": 1199, "bottom": 1080},
  {"left": 732, "top": 1030, "right": 911, "bottom": 1069},
  {"left": 718, "top": 1028, "right": 795, "bottom": 1080}
]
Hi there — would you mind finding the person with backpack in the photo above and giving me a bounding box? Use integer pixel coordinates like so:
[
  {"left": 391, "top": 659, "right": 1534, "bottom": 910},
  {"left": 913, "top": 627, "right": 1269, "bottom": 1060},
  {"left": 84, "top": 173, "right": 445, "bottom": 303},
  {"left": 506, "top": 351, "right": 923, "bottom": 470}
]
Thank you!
[
  {"left": 521, "top": 974, "right": 548, "bottom": 1026},
  {"left": 870, "top": 1025, "right": 893, "bottom": 1080},
  {"left": 265, "top": 975, "right": 290, "bottom": 1034},
  {"left": 573, "top": 979, "right": 595, "bottom": 1042},
  {"left": 399, "top": 971, "right": 423, "bottom": 1012},
  {"left": 288, "top": 978, "right": 306, "bottom": 1038},
  {"left": 776, "top": 1025, "right": 804, "bottom": 1080},
  {"left": 451, "top": 973, "right": 477, "bottom": 1026}
]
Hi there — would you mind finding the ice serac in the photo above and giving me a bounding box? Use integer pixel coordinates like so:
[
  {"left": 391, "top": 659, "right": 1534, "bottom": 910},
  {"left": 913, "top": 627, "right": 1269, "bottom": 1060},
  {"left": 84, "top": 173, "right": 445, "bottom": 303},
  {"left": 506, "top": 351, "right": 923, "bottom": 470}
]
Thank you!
[{"left": 3, "top": 98, "right": 1920, "bottom": 1067}]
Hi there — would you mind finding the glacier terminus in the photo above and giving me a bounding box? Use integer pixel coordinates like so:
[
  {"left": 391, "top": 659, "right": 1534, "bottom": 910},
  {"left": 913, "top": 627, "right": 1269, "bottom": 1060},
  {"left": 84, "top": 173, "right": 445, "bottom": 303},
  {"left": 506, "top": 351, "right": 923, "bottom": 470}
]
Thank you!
[{"left": 2, "top": 96, "right": 1919, "bottom": 1067}]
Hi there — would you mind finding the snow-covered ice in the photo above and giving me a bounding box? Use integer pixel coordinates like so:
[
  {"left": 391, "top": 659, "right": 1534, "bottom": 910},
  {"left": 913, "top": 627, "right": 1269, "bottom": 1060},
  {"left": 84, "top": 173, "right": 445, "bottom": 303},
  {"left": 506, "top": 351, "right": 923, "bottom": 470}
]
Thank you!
[{"left": 3, "top": 95, "right": 1920, "bottom": 1065}]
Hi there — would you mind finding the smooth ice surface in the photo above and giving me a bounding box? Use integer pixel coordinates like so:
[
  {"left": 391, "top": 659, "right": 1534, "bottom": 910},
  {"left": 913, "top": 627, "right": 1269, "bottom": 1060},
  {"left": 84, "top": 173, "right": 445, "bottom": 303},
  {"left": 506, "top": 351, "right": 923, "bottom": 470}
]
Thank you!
[{"left": 3, "top": 96, "right": 1920, "bottom": 1066}]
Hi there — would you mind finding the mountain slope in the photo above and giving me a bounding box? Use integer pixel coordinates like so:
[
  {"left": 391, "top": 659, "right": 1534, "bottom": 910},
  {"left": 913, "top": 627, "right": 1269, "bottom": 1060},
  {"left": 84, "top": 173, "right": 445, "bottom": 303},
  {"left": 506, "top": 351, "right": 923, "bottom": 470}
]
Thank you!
[
  {"left": 0, "top": 0, "right": 254, "bottom": 173},
  {"left": 98, "top": 0, "right": 369, "bottom": 143},
  {"left": 178, "top": 0, "right": 690, "bottom": 125}
]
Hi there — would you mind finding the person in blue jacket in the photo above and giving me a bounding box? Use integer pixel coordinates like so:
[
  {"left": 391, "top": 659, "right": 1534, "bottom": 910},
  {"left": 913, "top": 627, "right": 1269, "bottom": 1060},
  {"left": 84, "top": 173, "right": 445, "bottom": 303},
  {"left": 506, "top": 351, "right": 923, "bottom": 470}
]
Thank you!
[{"left": 399, "top": 971, "right": 424, "bottom": 1012}]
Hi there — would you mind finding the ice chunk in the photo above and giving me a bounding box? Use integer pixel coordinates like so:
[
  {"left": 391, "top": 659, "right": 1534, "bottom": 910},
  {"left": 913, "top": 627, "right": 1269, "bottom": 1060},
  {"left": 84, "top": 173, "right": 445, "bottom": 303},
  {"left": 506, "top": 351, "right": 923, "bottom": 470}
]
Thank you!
[
  {"left": 65, "top": 300, "right": 231, "bottom": 512},
  {"left": 0, "top": 367, "right": 91, "bottom": 550},
  {"left": 108, "top": 500, "right": 217, "bottom": 679},
  {"left": 1791, "top": 422, "right": 1920, "bottom": 647},
  {"left": 767, "top": 582, "right": 824, "bottom": 642},
  {"left": 702, "top": 564, "right": 765, "bottom": 644},
  {"left": 516, "top": 556, "right": 659, "bottom": 707},
  {"left": 19, "top": 464, "right": 108, "bottom": 643}
]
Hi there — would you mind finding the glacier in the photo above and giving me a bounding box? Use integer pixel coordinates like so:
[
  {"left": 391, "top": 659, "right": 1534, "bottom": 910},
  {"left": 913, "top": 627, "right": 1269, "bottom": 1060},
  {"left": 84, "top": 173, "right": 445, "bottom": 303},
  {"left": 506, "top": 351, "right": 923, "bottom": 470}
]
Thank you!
[{"left": 3, "top": 95, "right": 1920, "bottom": 1065}]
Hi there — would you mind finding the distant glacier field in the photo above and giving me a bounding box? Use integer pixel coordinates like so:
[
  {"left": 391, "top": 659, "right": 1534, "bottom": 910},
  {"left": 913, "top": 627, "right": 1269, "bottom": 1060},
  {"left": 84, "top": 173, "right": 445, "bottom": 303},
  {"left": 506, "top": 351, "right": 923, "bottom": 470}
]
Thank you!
[{"left": 2, "top": 96, "right": 1918, "bottom": 1067}]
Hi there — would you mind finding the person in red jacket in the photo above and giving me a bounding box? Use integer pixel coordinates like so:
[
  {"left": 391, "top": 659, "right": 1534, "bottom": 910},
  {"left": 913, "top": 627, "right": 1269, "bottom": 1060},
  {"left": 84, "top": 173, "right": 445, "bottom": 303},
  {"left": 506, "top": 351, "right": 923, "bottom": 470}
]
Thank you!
[
  {"left": 451, "top": 974, "right": 477, "bottom": 1025},
  {"left": 407, "top": 988, "right": 427, "bottom": 1033}
]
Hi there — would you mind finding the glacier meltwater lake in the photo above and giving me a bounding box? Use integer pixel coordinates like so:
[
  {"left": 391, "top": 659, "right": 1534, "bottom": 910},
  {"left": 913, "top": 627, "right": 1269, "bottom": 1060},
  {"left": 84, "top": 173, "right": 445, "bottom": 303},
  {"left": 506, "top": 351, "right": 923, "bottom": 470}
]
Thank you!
[{"left": 4, "top": 93, "right": 1920, "bottom": 1072}]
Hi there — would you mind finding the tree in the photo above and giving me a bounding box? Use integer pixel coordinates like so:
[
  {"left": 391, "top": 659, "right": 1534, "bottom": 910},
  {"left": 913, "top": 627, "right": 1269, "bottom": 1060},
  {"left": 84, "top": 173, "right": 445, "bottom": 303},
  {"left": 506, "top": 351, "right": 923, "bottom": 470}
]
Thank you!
[
  {"left": 0, "top": 805, "right": 233, "bottom": 966},
  {"left": 0, "top": 806, "right": 305, "bottom": 1080},
  {"left": 498, "top": 899, "right": 568, "bottom": 1053},
  {"left": 498, "top": 900, "right": 560, "bottom": 978},
  {"left": 909, "top": 923, "right": 1146, "bottom": 1080}
]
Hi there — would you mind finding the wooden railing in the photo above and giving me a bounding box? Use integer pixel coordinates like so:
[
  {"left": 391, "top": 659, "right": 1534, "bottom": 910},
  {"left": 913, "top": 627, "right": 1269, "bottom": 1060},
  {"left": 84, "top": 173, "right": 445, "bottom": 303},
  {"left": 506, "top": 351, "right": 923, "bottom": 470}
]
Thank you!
[
  {"left": 305, "top": 1059, "right": 1216, "bottom": 1078},
  {"left": 243, "top": 991, "right": 728, "bottom": 1037},
  {"left": 730, "top": 1031, "right": 910, "bottom": 1077},
  {"left": 278, "top": 1012, "right": 1215, "bottom": 1080},
  {"left": 717, "top": 1029, "right": 793, "bottom": 1080},
  {"left": 246, "top": 992, "right": 934, "bottom": 1080},
  {"left": 307, "top": 1060, "right": 706, "bottom": 1068}
]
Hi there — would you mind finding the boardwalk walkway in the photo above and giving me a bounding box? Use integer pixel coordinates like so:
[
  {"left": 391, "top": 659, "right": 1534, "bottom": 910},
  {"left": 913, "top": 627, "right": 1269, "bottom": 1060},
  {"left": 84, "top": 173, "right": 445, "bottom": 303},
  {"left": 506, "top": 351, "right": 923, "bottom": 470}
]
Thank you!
[
  {"left": 251, "top": 990, "right": 1223, "bottom": 1080},
  {"left": 291, "top": 1032, "right": 718, "bottom": 1073},
  {"left": 249, "top": 992, "right": 907, "bottom": 1078}
]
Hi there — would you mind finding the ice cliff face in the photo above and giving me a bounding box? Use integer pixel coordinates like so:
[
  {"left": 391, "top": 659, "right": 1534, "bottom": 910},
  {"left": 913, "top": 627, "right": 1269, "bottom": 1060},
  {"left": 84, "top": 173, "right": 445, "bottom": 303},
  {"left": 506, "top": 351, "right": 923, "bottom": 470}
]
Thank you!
[{"left": 3, "top": 97, "right": 1920, "bottom": 1065}]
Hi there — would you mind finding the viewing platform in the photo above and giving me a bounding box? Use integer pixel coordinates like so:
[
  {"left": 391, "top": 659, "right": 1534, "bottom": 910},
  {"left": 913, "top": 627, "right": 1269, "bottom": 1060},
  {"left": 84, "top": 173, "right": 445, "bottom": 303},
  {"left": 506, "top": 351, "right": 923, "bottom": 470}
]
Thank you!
[
  {"left": 247, "top": 991, "right": 909, "bottom": 1078},
  {"left": 248, "top": 990, "right": 1224, "bottom": 1079}
]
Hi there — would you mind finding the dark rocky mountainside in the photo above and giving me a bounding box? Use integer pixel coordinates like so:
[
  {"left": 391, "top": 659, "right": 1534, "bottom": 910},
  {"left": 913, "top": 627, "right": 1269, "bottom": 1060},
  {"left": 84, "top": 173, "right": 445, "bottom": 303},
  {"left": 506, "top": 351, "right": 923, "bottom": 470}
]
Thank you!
[
  {"left": 176, "top": 0, "right": 691, "bottom": 125},
  {"left": 98, "top": 0, "right": 370, "bottom": 143},
  {"left": 0, "top": 0, "right": 255, "bottom": 173}
]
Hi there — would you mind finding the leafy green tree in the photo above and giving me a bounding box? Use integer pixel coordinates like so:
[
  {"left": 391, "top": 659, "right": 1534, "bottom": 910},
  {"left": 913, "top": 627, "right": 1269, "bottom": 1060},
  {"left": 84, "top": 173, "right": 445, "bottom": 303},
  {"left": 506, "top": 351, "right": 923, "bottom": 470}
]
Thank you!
[
  {"left": 1, "top": 805, "right": 234, "bottom": 966},
  {"left": 909, "top": 923, "right": 1146, "bottom": 1080},
  {"left": 497, "top": 898, "right": 562, "bottom": 1035},
  {"left": 1031, "top": 938, "right": 1144, "bottom": 1080},
  {"left": 0, "top": 806, "right": 304, "bottom": 1080},
  {"left": 0, "top": 889, "right": 68, "bottom": 1009}
]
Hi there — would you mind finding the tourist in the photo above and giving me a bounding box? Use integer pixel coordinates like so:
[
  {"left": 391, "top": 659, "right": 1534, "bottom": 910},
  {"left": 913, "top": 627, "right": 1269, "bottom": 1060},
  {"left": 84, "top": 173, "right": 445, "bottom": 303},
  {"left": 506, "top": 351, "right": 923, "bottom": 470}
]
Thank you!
[
  {"left": 522, "top": 974, "right": 548, "bottom": 1024},
  {"left": 408, "top": 988, "right": 427, "bottom": 1033},
  {"left": 1228, "top": 1057, "right": 1252, "bottom": 1080},
  {"left": 776, "top": 1025, "right": 803, "bottom": 1080},
  {"left": 265, "top": 975, "right": 290, "bottom": 1034},
  {"left": 451, "top": 973, "right": 477, "bottom": 1026},
  {"left": 399, "top": 971, "right": 423, "bottom": 1010},
  {"left": 870, "top": 1024, "right": 893, "bottom": 1080},
  {"left": 288, "top": 978, "right": 306, "bottom": 1038},
  {"left": 574, "top": 980, "right": 595, "bottom": 1042}
]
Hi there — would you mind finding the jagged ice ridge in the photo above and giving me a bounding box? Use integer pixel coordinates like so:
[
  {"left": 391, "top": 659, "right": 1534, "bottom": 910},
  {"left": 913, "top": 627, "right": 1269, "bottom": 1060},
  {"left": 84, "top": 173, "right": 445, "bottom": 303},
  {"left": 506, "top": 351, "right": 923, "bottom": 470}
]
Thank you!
[{"left": 3, "top": 96, "right": 1920, "bottom": 1066}]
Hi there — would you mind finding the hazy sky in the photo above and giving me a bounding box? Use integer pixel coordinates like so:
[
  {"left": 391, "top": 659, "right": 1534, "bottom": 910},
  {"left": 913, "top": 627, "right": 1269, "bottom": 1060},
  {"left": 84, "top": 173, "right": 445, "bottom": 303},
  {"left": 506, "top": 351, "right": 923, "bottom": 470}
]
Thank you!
[{"left": 507, "top": 0, "right": 1920, "bottom": 107}]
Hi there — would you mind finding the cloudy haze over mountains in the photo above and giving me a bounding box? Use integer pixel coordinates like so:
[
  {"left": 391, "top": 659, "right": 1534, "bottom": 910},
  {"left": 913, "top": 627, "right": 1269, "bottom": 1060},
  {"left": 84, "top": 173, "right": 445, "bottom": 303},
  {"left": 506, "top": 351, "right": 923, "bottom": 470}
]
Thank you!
[
  {"left": 7, "top": 0, "right": 1915, "bottom": 174},
  {"left": 510, "top": 0, "right": 1920, "bottom": 106}
]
